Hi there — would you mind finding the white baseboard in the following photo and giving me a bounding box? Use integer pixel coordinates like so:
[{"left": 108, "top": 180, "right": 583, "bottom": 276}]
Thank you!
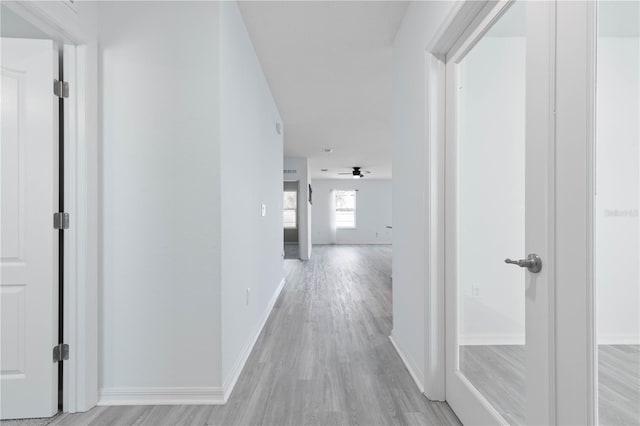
[
  {"left": 97, "top": 387, "right": 225, "bottom": 406},
  {"left": 597, "top": 334, "right": 640, "bottom": 345},
  {"left": 389, "top": 334, "right": 424, "bottom": 393},
  {"left": 98, "top": 277, "right": 287, "bottom": 407},
  {"left": 459, "top": 334, "right": 639, "bottom": 346},
  {"left": 313, "top": 242, "right": 392, "bottom": 246},
  {"left": 458, "top": 334, "right": 525, "bottom": 346},
  {"left": 222, "top": 277, "right": 286, "bottom": 402}
]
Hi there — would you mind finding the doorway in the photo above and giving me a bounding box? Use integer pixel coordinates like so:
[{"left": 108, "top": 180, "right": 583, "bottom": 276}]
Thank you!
[
  {"left": 283, "top": 181, "right": 300, "bottom": 259},
  {"left": 0, "top": 2, "right": 97, "bottom": 418},
  {"left": 441, "top": 1, "right": 639, "bottom": 424},
  {"left": 443, "top": 3, "right": 551, "bottom": 424}
]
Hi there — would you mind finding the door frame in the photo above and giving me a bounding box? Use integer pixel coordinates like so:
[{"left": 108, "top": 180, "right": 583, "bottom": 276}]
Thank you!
[
  {"left": 2, "top": 1, "right": 99, "bottom": 414},
  {"left": 442, "top": 1, "right": 557, "bottom": 423},
  {"left": 419, "top": 0, "right": 495, "bottom": 402},
  {"left": 554, "top": 2, "right": 598, "bottom": 423}
]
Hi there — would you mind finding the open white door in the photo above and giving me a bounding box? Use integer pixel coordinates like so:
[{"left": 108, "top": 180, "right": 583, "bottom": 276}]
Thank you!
[
  {"left": 1, "top": 38, "right": 60, "bottom": 420},
  {"left": 444, "top": 2, "right": 555, "bottom": 424}
]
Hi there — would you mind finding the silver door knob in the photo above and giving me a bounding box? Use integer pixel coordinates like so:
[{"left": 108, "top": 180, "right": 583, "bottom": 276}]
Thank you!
[{"left": 504, "top": 253, "right": 542, "bottom": 273}]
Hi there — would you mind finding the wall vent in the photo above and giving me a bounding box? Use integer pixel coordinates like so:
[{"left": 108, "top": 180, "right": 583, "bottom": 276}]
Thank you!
[{"left": 284, "top": 169, "right": 297, "bottom": 174}]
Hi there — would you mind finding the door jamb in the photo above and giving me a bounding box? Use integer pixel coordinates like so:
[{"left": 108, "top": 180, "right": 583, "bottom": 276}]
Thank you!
[
  {"left": 422, "top": 3, "right": 560, "bottom": 424},
  {"left": 419, "top": 0, "right": 494, "bottom": 402},
  {"left": 2, "top": 1, "right": 99, "bottom": 414}
]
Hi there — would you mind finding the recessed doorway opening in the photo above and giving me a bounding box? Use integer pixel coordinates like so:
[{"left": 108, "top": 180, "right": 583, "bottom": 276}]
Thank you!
[{"left": 283, "top": 181, "right": 300, "bottom": 259}]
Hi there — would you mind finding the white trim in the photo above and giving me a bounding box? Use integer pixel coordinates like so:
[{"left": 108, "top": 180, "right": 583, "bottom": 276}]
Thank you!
[
  {"left": 423, "top": 51, "right": 446, "bottom": 403},
  {"left": 421, "top": 0, "right": 505, "bottom": 405},
  {"left": 313, "top": 242, "right": 391, "bottom": 246},
  {"left": 97, "top": 387, "right": 225, "bottom": 406},
  {"left": 62, "top": 42, "right": 79, "bottom": 414},
  {"left": 458, "top": 334, "right": 525, "bottom": 346},
  {"left": 586, "top": 2, "right": 598, "bottom": 424},
  {"left": 427, "top": 1, "right": 489, "bottom": 61},
  {"left": 2, "top": 1, "right": 84, "bottom": 43},
  {"left": 389, "top": 334, "right": 425, "bottom": 394},
  {"left": 222, "top": 277, "right": 286, "bottom": 402},
  {"left": 597, "top": 335, "right": 640, "bottom": 346},
  {"left": 554, "top": 2, "right": 596, "bottom": 423}
]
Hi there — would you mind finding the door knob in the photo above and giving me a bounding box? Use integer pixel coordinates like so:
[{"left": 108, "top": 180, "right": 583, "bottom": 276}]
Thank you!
[{"left": 504, "top": 253, "right": 542, "bottom": 273}]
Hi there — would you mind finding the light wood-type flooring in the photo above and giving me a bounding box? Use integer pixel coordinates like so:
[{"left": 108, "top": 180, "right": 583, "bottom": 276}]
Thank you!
[
  {"left": 27, "top": 245, "right": 460, "bottom": 426},
  {"left": 460, "top": 344, "right": 640, "bottom": 425}
]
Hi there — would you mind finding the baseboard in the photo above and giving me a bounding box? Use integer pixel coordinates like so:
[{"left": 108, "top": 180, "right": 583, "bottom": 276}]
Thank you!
[
  {"left": 389, "top": 334, "right": 425, "bottom": 393},
  {"left": 222, "top": 277, "right": 286, "bottom": 402},
  {"left": 459, "top": 334, "right": 639, "bottom": 346},
  {"left": 313, "top": 242, "right": 392, "bottom": 246},
  {"left": 459, "top": 334, "right": 525, "bottom": 346},
  {"left": 98, "top": 277, "right": 287, "bottom": 407},
  {"left": 597, "top": 334, "right": 640, "bottom": 345},
  {"left": 97, "top": 387, "right": 225, "bottom": 406}
]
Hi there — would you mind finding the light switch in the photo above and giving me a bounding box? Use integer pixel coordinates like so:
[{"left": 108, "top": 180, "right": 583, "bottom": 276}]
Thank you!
[{"left": 261, "top": 204, "right": 266, "bottom": 217}]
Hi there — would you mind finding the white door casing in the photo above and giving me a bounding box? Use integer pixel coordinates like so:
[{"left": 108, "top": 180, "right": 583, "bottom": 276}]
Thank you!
[
  {"left": 444, "top": 1, "right": 556, "bottom": 424},
  {"left": 0, "top": 37, "right": 59, "bottom": 420}
]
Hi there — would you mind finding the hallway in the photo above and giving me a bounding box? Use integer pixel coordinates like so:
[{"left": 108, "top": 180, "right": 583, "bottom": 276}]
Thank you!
[{"left": 48, "top": 246, "right": 459, "bottom": 426}]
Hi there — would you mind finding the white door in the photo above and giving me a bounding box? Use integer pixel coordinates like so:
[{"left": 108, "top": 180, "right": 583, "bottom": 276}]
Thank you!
[
  {"left": 1, "top": 38, "right": 59, "bottom": 420},
  {"left": 444, "top": 2, "right": 555, "bottom": 424}
]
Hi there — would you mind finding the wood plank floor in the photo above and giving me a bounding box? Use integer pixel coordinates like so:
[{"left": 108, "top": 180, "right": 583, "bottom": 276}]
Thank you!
[
  {"left": 283, "top": 243, "right": 299, "bottom": 259},
  {"left": 43, "top": 245, "right": 460, "bottom": 426},
  {"left": 460, "top": 344, "right": 640, "bottom": 425}
]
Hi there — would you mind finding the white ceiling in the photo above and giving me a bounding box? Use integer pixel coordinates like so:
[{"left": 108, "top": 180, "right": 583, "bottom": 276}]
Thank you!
[{"left": 238, "top": 1, "right": 408, "bottom": 179}]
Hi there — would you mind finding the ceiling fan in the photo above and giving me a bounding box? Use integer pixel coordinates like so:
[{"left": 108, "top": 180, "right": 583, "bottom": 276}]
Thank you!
[{"left": 338, "top": 166, "right": 370, "bottom": 179}]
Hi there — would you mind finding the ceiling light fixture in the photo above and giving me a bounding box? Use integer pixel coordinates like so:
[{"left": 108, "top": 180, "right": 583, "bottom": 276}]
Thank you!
[{"left": 323, "top": 148, "right": 333, "bottom": 153}]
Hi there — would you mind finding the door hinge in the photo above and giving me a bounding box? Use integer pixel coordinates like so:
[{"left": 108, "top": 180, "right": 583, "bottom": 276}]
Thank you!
[
  {"left": 53, "top": 212, "right": 69, "bottom": 230},
  {"left": 53, "top": 79, "right": 69, "bottom": 98},
  {"left": 53, "top": 344, "right": 69, "bottom": 362}
]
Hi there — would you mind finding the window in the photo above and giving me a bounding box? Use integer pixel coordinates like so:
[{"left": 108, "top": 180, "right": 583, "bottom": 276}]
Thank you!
[
  {"left": 335, "top": 190, "right": 356, "bottom": 228},
  {"left": 283, "top": 191, "right": 297, "bottom": 228}
]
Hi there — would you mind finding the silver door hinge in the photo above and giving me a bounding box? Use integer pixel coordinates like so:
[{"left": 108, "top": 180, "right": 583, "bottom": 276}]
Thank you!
[
  {"left": 53, "top": 212, "right": 69, "bottom": 230},
  {"left": 53, "top": 344, "right": 69, "bottom": 362},
  {"left": 53, "top": 79, "right": 69, "bottom": 98}
]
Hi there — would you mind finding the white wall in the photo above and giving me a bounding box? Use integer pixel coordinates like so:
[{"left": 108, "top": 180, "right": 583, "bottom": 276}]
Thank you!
[
  {"left": 596, "top": 36, "right": 639, "bottom": 345},
  {"left": 99, "top": 1, "right": 223, "bottom": 393},
  {"left": 311, "top": 179, "right": 392, "bottom": 245},
  {"left": 220, "top": 0, "right": 285, "bottom": 389},
  {"left": 99, "top": 1, "right": 285, "bottom": 403},
  {"left": 391, "top": 0, "right": 457, "bottom": 398},
  {"left": 284, "top": 157, "right": 312, "bottom": 259}
]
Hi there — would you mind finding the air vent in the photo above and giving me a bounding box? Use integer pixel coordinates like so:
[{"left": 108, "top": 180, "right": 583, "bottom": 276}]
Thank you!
[{"left": 284, "top": 169, "right": 297, "bottom": 174}]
